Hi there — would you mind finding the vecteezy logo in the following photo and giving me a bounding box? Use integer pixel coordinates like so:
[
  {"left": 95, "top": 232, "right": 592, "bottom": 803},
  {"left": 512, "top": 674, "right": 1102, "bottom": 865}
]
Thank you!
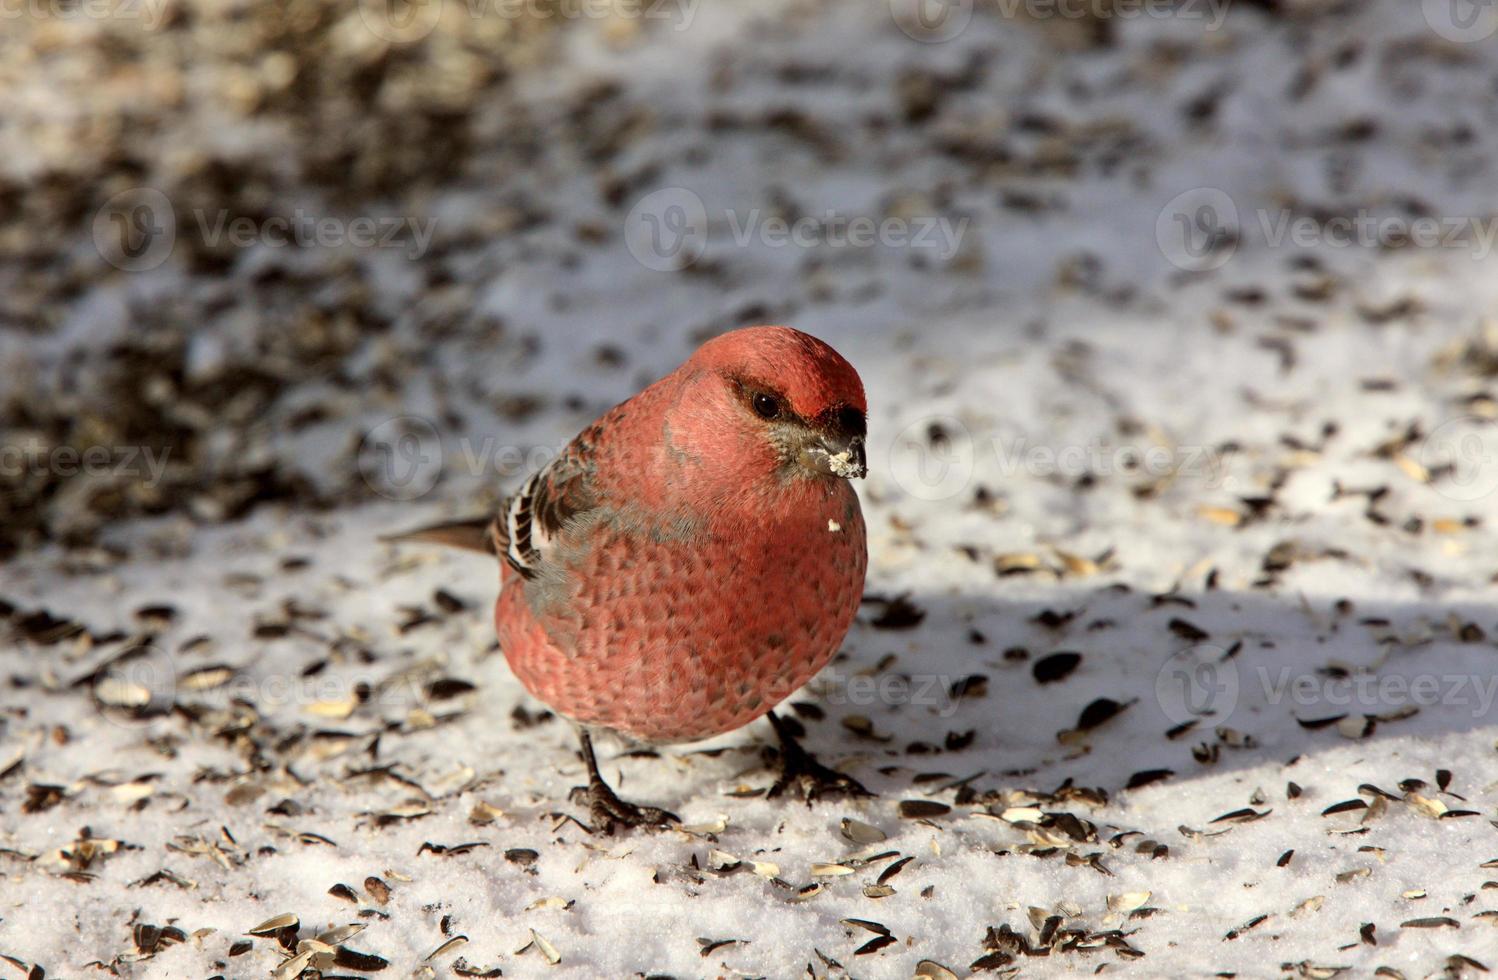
[
  {"left": 358, "top": 0, "right": 444, "bottom": 43},
  {"left": 1418, "top": 416, "right": 1498, "bottom": 502},
  {"left": 1155, "top": 644, "right": 1238, "bottom": 727},
  {"left": 358, "top": 416, "right": 443, "bottom": 501},
  {"left": 1423, "top": 0, "right": 1498, "bottom": 42},
  {"left": 889, "top": 0, "right": 973, "bottom": 42},
  {"left": 1156, "top": 187, "right": 1239, "bottom": 272},
  {"left": 887, "top": 415, "right": 975, "bottom": 502},
  {"left": 93, "top": 188, "right": 177, "bottom": 272},
  {"left": 624, "top": 188, "right": 709, "bottom": 272}
]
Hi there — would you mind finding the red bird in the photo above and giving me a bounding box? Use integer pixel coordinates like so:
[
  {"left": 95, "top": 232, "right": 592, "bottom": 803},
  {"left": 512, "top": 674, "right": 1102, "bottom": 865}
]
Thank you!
[{"left": 395, "top": 326, "right": 870, "bottom": 831}]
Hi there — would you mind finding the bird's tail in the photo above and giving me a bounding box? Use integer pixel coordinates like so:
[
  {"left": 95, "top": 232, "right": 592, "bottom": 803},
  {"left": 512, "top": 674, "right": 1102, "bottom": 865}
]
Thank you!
[{"left": 381, "top": 516, "right": 497, "bottom": 555}]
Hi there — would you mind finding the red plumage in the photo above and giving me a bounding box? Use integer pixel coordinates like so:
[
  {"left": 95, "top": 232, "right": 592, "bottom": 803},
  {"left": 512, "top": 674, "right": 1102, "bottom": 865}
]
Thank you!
[{"left": 494, "top": 325, "right": 868, "bottom": 744}]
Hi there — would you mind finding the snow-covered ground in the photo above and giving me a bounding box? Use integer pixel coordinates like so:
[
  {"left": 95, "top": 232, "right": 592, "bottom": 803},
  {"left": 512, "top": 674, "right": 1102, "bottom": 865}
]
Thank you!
[{"left": 6, "top": 0, "right": 1498, "bottom": 976}]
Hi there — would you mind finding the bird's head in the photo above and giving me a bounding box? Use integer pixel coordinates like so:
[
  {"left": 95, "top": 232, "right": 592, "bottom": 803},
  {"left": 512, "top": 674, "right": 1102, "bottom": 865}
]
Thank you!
[{"left": 671, "top": 325, "right": 868, "bottom": 485}]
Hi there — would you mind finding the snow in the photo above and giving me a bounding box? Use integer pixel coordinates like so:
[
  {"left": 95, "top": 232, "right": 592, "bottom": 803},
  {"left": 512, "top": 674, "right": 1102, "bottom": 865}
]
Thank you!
[{"left": 6, "top": 0, "right": 1498, "bottom": 977}]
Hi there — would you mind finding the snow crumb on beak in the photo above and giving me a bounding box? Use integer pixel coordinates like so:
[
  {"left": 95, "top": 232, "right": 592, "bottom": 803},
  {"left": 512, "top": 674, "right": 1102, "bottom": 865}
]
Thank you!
[{"left": 824, "top": 446, "right": 863, "bottom": 479}]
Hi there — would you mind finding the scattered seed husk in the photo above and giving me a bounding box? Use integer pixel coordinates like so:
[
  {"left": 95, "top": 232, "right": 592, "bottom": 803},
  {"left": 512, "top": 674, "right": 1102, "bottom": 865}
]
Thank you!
[
  {"left": 427, "top": 936, "right": 468, "bottom": 960},
  {"left": 248, "top": 913, "right": 298, "bottom": 937},
  {"left": 317, "top": 924, "right": 366, "bottom": 946},
  {"left": 1225, "top": 915, "right": 1269, "bottom": 940},
  {"left": 111, "top": 780, "right": 155, "bottom": 805},
  {"left": 180, "top": 664, "right": 236, "bottom": 691},
  {"left": 272, "top": 949, "right": 315, "bottom": 979},
  {"left": 1292, "top": 896, "right": 1325, "bottom": 917},
  {"left": 789, "top": 883, "right": 823, "bottom": 902},
  {"left": 334, "top": 947, "right": 389, "bottom": 971},
  {"left": 1077, "top": 698, "right": 1130, "bottom": 729},
  {"left": 840, "top": 818, "right": 886, "bottom": 844},
  {"left": 1108, "top": 891, "right": 1151, "bottom": 914},
  {"left": 1126, "top": 769, "right": 1173, "bottom": 790},
  {"left": 868, "top": 594, "right": 926, "bottom": 629},
  {"left": 677, "top": 816, "right": 729, "bottom": 835},
  {"left": 428, "top": 678, "right": 477, "bottom": 700},
  {"left": 94, "top": 676, "right": 153, "bottom": 710},
  {"left": 853, "top": 934, "right": 896, "bottom": 955},
  {"left": 364, "top": 876, "right": 391, "bottom": 904},
  {"left": 1000, "top": 806, "right": 1045, "bottom": 823},
  {"left": 878, "top": 856, "right": 913, "bottom": 884},
  {"left": 1406, "top": 793, "right": 1448, "bottom": 818},
  {"left": 417, "top": 841, "right": 489, "bottom": 857},
  {"left": 697, "top": 937, "right": 746, "bottom": 957},
  {"left": 307, "top": 695, "right": 358, "bottom": 720},
  {"left": 1198, "top": 506, "right": 1243, "bottom": 526},
  {"left": 994, "top": 552, "right": 1043, "bottom": 574},
  {"left": 1401, "top": 917, "right": 1458, "bottom": 929},
  {"left": 1032, "top": 652, "right": 1081, "bottom": 684},
  {"left": 841, "top": 918, "right": 890, "bottom": 936},
  {"left": 469, "top": 801, "right": 505, "bottom": 825},
  {"left": 527, "top": 929, "right": 560, "bottom": 965},
  {"left": 1211, "top": 807, "right": 1271, "bottom": 824},
  {"left": 376, "top": 802, "right": 434, "bottom": 825}
]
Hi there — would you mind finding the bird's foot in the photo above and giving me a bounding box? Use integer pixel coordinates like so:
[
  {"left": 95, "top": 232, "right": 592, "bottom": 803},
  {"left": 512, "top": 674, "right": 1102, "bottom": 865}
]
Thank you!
[
  {"left": 767, "top": 735, "right": 872, "bottom": 802},
  {"left": 570, "top": 782, "right": 679, "bottom": 835},
  {"left": 572, "top": 729, "right": 679, "bottom": 835}
]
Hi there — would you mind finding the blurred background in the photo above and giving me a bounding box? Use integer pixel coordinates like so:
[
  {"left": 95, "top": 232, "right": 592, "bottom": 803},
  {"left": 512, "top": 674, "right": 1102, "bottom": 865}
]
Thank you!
[
  {"left": 6, "top": 0, "right": 1496, "bottom": 562},
  {"left": 9, "top": 3, "right": 1498, "bottom": 976}
]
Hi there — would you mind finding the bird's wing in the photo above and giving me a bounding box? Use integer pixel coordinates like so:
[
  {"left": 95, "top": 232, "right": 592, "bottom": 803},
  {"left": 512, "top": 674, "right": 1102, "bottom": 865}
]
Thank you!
[
  {"left": 384, "top": 422, "right": 606, "bottom": 576},
  {"left": 496, "top": 428, "right": 601, "bottom": 579}
]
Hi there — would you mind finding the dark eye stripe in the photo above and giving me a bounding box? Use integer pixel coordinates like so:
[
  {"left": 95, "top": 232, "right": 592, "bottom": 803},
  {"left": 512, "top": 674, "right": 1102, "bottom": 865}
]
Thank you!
[
  {"left": 836, "top": 405, "right": 866, "bottom": 436},
  {"left": 730, "top": 374, "right": 845, "bottom": 429}
]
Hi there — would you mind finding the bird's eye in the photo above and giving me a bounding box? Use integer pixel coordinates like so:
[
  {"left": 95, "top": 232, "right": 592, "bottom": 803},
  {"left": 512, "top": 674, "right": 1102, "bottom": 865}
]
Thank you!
[{"left": 752, "top": 393, "right": 782, "bottom": 420}]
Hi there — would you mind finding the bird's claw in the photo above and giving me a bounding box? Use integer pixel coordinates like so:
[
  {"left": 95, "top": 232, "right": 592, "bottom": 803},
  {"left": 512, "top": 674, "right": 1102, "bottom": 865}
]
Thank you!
[
  {"left": 766, "top": 741, "right": 873, "bottom": 803},
  {"left": 573, "top": 783, "right": 679, "bottom": 835}
]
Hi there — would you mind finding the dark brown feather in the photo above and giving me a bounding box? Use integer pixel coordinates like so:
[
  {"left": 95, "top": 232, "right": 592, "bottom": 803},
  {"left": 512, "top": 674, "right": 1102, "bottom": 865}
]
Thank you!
[{"left": 382, "top": 517, "right": 498, "bottom": 555}]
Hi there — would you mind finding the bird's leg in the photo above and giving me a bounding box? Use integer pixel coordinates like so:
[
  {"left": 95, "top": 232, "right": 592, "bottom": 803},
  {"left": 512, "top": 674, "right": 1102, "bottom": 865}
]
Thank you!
[
  {"left": 765, "top": 710, "right": 872, "bottom": 801},
  {"left": 572, "top": 730, "right": 679, "bottom": 835}
]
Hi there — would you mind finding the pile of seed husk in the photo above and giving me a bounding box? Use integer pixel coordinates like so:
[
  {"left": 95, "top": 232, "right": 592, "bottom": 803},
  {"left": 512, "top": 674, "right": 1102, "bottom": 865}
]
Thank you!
[{"left": 0, "top": 0, "right": 576, "bottom": 558}]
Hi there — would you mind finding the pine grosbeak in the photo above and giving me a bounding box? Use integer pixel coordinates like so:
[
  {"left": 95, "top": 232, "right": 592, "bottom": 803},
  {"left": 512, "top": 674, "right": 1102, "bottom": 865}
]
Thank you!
[{"left": 396, "top": 326, "right": 870, "bottom": 831}]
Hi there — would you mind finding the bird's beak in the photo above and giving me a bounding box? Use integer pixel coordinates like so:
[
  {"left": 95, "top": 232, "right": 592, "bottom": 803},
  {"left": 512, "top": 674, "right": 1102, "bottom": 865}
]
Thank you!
[{"left": 804, "top": 432, "right": 867, "bottom": 480}]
